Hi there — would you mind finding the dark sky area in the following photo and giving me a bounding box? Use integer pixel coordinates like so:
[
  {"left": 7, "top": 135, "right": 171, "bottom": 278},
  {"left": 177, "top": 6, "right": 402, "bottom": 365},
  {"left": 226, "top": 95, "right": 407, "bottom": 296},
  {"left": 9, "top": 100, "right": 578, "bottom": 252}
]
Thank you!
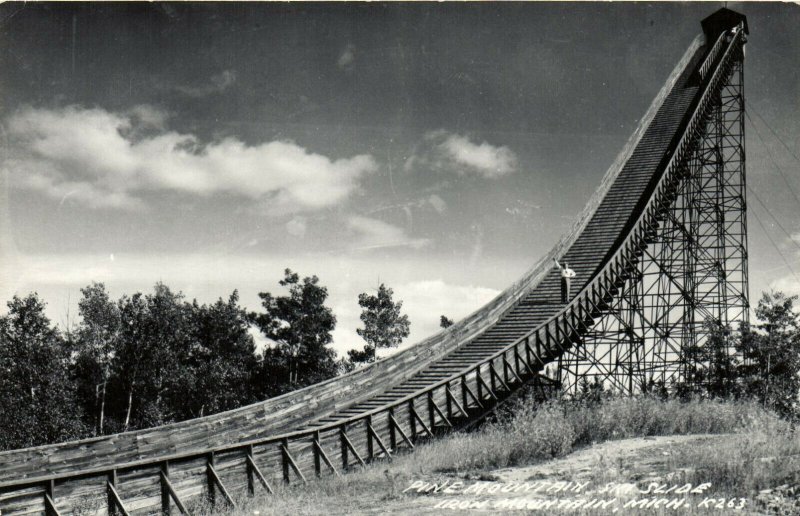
[{"left": 1, "top": 2, "right": 798, "bottom": 354}]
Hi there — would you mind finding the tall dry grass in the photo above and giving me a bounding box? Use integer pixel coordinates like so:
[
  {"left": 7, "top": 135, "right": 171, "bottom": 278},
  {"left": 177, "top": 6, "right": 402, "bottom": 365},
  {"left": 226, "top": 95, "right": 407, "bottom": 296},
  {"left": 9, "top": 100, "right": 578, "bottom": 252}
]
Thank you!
[
  {"left": 417, "top": 396, "right": 773, "bottom": 473},
  {"left": 220, "top": 397, "right": 789, "bottom": 515}
]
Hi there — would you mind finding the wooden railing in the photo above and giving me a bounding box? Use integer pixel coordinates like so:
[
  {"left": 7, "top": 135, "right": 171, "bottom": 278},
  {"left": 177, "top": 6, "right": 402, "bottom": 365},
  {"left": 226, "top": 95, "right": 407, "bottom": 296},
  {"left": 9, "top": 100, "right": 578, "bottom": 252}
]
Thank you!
[{"left": 0, "top": 27, "right": 745, "bottom": 516}]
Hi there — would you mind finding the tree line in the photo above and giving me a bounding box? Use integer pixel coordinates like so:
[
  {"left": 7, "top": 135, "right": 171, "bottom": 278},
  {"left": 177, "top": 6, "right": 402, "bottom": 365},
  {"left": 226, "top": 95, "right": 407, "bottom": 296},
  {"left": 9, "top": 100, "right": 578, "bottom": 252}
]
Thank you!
[
  {"left": 2, "top": 271, "right": 797, "bottom": 452},
  {"left": 0, "top": 269, "right": 419, "bottom": 450}
]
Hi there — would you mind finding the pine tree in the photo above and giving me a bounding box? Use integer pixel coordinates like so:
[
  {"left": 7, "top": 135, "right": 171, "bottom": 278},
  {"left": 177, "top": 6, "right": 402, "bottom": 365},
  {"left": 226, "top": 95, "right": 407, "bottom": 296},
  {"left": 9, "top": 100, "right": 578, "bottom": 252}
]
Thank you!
[{"left": 349, "top": 284, "right": 410, "bottom": 364}]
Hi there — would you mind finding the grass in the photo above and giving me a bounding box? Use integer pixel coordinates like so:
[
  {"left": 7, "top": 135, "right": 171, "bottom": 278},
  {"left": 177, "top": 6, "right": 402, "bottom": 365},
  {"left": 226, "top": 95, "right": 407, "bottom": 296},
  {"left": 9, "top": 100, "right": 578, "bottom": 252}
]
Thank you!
[{"left": 202, "top": 397, "right": 797, "bottom": 515}]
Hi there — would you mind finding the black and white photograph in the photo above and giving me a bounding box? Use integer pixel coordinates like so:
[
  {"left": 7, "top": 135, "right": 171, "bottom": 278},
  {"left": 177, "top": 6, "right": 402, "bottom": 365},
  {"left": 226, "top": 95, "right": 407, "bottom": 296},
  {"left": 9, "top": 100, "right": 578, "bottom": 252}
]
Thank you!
[{"left": 0, "top": 2, "right": 799, "bottom": 514}]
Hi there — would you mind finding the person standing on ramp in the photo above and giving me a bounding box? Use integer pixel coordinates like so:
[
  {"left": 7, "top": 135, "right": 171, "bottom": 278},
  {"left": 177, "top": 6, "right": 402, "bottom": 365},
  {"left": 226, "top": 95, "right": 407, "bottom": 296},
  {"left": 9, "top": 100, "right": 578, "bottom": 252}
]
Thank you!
[{"left": 554, "top": 259, "right": 576, "bottom": 303}]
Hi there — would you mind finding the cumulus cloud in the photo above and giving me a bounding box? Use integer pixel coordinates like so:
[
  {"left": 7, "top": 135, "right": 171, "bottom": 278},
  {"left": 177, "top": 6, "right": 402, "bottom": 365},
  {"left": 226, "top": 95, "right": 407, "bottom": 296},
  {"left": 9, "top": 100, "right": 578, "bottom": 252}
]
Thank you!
[
  {"left": 347, "top": 215, "right": 429, "bottom": 251},
  {"left": 437, "top": 133, "right": 516, "bottom": 177},
  {"left": 405, "top": 130, "right": 517, "bottom": 179},
  {"left": 176, "top": 69, "right": 237, "bottom": 97},
  {"left": 4, "top": 105, "right": 377, "bottom": 211}
]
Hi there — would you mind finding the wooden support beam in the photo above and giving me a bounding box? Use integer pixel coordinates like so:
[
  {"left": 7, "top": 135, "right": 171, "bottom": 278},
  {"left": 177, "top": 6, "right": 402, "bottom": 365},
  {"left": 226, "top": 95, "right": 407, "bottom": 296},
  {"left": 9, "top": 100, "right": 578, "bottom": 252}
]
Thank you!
[
  {"left": 107, "top": 478, "right": 130, "bottom": 516},
  {"left": 366, "top": 416, "right": 374, "bottom": 461},
  {"left": 489, "top": 362, "right": 510, "bottom": 392},
  {"left": 340, "top": 425, "right": 350, "bottom": 470},
  {"left": 502, "top": 356, "right": 523, "bottom": 384},
  {"left": 408, "top": 400, "right": 417, "bottom": 439},
  {"left": 160, "top": 463, "right": 172, "bottom": 515},
  {"left": 445, "top": 385, "right": 468, "bottom": 418},
  {"left": 314, "top": 439, "right": 341, "bottom": 477},
  {"left": 427, "top": 392, "right": 436, "bottom": 431},
  {"left": 44, "top": 494, "right": 61, "bottom": 516},
  {"left": 517, "top": 345, "right": 537, "bottom": 377},
  {"left": 313, "top": 431, "right": 322, "bottom": 477},
  {"left": 489, "top": 361, "right": 498, "bottom": 392},
  {"left": 461, "top": 379, "right": 484, "bottom": 409},
  {"left": 207, "top": 451, "right": 217, "bottom": 507},
  {"left": 246, "top": 452, "right": 274, "bottom": 494},
  {"left": 367, "top": 423, "right": 393, "bottom": 461},
  {"left": 208, "top": 463, "right": 237, "bottom": 509},
  {"left": 388, "top": 408, "right": 397, "bottom": 450},
  {"left": 409, "top": 403, "right": 433, "bottom": 437},
  {"left": 445, "top": 383, "right": 453, "bottom": 420},
  {"left": 476, "top": 372, "right": 498, "bottom": 401},
  {"left": 388, "top": 413, "right": 414, "bottom": 449},
  {"left": 44, "top": 480, "right": 60, "bottom": 516},
  {"left": 460, "top": 375, "right": 469, "bottom": 411},
  {"left": 281, "top": 441, "right": 307, "bottom": 484},
  {"left": 429, "top": 395, "right": 453, "bottom": 428},
  {"left": 340, "top": 429, "right": 367, "bottom": 468},
  {"left": 160, "top": 467, "right": 188, "bottom": 515}
]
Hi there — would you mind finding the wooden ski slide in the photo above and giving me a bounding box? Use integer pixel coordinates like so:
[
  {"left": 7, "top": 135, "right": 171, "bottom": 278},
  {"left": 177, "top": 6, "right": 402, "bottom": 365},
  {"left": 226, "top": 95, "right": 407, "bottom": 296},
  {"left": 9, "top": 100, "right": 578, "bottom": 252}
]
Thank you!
[{"left": 0, "top": 14, "right": 747, "bottom": 515}]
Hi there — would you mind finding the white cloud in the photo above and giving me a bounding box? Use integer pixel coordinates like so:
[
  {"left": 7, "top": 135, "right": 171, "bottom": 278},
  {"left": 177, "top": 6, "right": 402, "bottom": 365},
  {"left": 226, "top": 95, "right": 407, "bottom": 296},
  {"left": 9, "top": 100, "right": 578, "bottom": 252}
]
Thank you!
[
  {"left": 405, "top": 130, "right": 517, "bottom": 179},
  {"left": 175, "top": 69, "right": 237, "bottom": 97},
  {"left": 437, "top": 132, "right": 516, "bottom": 177},
  {"left": 347, "top": 215, "right": 430, "bottom": 251},
  {"left": 4, "top": 105, "right": 377, "bottom": 212}
]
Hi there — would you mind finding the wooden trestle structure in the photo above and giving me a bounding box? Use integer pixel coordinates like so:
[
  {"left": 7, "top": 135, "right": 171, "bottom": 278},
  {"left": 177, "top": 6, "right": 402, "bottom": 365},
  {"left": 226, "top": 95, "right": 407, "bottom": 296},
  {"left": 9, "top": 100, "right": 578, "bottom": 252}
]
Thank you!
[{"left": 0, "top": 9, "right": 750, "bottom": 515}]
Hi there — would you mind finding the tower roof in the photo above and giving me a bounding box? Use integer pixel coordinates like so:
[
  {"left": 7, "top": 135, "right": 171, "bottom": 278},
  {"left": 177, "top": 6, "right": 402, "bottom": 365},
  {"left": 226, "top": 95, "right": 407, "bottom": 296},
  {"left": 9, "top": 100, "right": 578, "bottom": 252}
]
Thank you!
[{"left": 701, "top": 8, "right": 749, "bottom": 39}]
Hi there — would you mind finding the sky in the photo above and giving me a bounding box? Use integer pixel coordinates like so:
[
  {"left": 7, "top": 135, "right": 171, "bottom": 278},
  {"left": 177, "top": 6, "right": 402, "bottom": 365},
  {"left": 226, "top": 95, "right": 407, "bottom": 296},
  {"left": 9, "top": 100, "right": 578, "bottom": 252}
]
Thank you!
[{"left": 1, "top": 2, "right": 799, "bottom": 357}]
